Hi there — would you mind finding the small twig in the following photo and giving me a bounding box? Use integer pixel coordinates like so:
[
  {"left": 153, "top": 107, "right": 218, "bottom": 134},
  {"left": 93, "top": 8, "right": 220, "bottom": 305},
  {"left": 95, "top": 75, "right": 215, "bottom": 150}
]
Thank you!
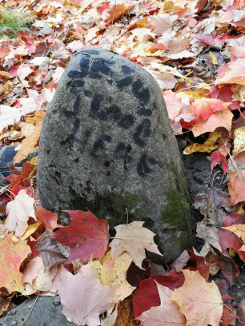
[
  {"left": 230, "top": 232, "right": 245, "bottom": 246},
  {"left": 20, "top": 296, "right": 39, "bottom": 326},
  {"left": 110, "top": 236, "right": 151, "bottom": 245},
  {"left": 221, "top": 137, "right": 238, "bottom": 170},
  {"left": 211, "top": 170, "right": 221, "bottom": 187}
]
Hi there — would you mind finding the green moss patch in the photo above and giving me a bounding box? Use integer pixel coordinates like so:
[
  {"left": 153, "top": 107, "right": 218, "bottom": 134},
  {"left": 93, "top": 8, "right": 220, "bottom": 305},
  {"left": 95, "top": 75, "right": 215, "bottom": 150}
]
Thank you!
[
  {"left": 0, "top": 9, "right": 34, "bottom": 38},
  {"left": 161, "top": 187, "right": 190, "bottom": 228}
]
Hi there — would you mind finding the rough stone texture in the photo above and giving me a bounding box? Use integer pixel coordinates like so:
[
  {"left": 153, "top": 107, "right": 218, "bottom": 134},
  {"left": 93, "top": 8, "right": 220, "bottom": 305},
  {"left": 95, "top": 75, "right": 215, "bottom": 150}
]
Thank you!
[
  {"left": 0, "top": 295, "right": 75, "bottom": 326},
  {"left": 37, "top": 48, "right": 192, "bottom": 263}
]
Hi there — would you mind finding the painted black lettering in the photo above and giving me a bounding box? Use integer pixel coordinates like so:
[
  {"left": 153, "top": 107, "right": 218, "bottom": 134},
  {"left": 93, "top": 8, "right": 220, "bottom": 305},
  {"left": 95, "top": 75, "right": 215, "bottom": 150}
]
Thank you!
[
  {"left": 116, "top": 76, "right": 133, "bottom": 88},
  {"left": 132, "top": 79, "right": 150, "bottom": 104},
  {"left": 118, "top": 114, "right": 135, "bottom": 129},
  {"left": 90, "top": 135, "right": 112, "bottom": 157},
  {"left": 137, "top": 153, "right": 157, "bottom": 178},
  {"left": 122, "top": 65, "right": 135, "bottom": 75},
  {"left": 79, "top": 56, "right": 90, "bottom": 77},
  {"left": 133, "top": 119, "right": 151, "bottom": 147},
  {"left": 137, "top": 107, "right": 152, "bottom": 116}
]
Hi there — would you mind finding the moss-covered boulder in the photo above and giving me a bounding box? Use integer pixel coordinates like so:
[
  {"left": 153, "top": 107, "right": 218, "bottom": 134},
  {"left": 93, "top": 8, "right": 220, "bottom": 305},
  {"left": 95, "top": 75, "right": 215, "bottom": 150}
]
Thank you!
[{"left": 37, "top": 48, "right": 192, "bottom": 263}]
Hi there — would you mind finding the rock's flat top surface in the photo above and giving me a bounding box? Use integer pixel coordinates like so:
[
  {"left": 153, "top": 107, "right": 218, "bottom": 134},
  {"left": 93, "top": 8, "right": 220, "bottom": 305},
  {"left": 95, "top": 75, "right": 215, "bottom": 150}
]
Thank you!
[{"left": 37, "top": 48, "right": 191, "bottom": 262}]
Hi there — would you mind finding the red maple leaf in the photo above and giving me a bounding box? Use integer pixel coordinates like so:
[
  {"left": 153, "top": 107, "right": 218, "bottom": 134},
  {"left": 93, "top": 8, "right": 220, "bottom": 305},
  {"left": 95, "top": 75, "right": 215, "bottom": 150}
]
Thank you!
[
  {"left": 50, "top": 210, "right": 110, "bottom": 264},
  {"left": 218, "top": 213, "right": 245, "bottom": 262},
  {"left": 133, "top": 270, "right": 184, "bottom": 318},
  {"left": 210, "top": 151, "right": 228, "bottom": 174}
]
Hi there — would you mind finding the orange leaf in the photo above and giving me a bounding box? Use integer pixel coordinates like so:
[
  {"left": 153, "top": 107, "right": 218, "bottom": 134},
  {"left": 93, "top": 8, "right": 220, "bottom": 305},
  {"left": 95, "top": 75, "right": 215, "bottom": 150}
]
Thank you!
[
  {"left": 228, "top": 170, "right": 245, "bottom": 206},
  {"left": 192, "top": 110, "right": 233, "bottom": 137},
  {"left": 216, "top": 59, "right": 245, "bottom": 85},
  {"left": 172, "top": 270, "right": 223, "bottom": 326},
  {"left": 189, "top": 98, "right": 228, "bottom": 121},
  {"left": 36, "top": 208, "right": 59, "bottom": 232},
  {"left": 107, "top": 4, "right": 135, "bottom": 24},
  {"left": 0, "top": 234, "right": 31, "bottom": 293},
  {"left": 13, "top": 121, "right": 42, "bottom": 164},
  {"left": 9, "top": 162, "right": 34, "bottom": 190},
  {"left": 128, "top": 16, "right": 148, "bottom": 31}
]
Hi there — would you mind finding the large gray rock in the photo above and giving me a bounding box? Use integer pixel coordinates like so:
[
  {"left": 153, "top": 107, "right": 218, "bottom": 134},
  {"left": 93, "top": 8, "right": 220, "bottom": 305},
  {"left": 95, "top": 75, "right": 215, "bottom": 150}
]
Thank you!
[
  {"left": 37, "top": 48, "right": 192, "bottom": 263},
  {"left": 0, "top": 295, "right": 75, "bottom": 326}
]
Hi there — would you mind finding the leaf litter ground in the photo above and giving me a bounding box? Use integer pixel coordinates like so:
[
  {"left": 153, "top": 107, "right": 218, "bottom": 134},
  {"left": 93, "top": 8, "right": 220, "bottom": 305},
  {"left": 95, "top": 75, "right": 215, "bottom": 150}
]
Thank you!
[{"left": 1, "top": 0, "right": 245, "bottom": 325}]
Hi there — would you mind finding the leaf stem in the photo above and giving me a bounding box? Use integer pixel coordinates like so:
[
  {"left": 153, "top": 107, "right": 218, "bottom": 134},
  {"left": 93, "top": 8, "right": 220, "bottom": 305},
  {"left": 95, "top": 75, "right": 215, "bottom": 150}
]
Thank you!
[{"left": 110, "top": 236, "right": 151, "bottom": 245}]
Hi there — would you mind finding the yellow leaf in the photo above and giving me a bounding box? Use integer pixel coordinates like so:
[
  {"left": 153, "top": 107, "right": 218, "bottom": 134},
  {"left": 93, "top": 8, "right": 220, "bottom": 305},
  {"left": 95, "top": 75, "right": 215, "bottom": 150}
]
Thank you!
[
  {"left": 176, "top": 88, "right": 210, "bottom": 100},
  {"left": 229, "top": 248, "right": 237, "bottom": 257},
  {"left": 210, "top": 51, "right": 217, "bottom": 65},
  {"left": 172, "top": 270, "right": 223, "bottom": 326},
  {"left": 183, "top": 143, "right": 217, "bottom": 155},
  {"left": 233, "top": 126, "right": 245, "bottom": 156},
  {"left": 192, "top": 110, "right": 233, "bottom": 137},
  {"left": 25, "top": 111, "right": 46, "bottom": 124},
  {"left": 30, "top": 156, "right": 38, "bottom": 166},
  {"left": 13, "top": 122, "right": 42, "bottom": 164},
  {"left": 21, "top": 222, "right": 42, "bottom": 240},
  {"left": 183, "top": 131, "right": 222, "bottom": 154},
  {"left": 92, "top": 250, "right": 135, "bottom": 302}
]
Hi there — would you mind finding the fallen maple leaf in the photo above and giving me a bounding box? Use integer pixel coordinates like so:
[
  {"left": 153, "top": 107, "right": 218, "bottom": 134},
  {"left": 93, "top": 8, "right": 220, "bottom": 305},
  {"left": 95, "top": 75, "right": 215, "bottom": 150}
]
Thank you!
[
  {"left": 138, "top": 281, "right": 185, "bottom": 326},
  {"left": 50, "top": 210, "right": 110, "bottom": 264},
  {"left": 222, "top": 224, "right": 245, "bottom": 251},
  {"left": 92, "top": 250, "right": 135, "bottom": 302},
  {"left": 188, "top": 98, "right": 228, "bottom": 120},
  {"left": 0, "top": 234, "right": 31, "bottom": 293},
  {"left": 183, "top": 131, "right": 222, "bottom": 155},
  {"left": 133, "top": 270, "right": 184, "bottom": 318},
  {"left": 114, "top": 299, "right": 137, "bottom": 326},
  {"left": 218, "top": 213, "right": 245, "bottom": 263},
  {"left": 5, "top": 189, "right": 36, "bottom": 237},
  {"left": 172, "top": 270, "right": 223, "bottom": 326},
  {"left": 107, "top": 3, "right": 135, "bottom": 24},
  {"left": 9, "top": 162, "right": 34, "bottom": 190},
  {"left": 36, "top": 208, "right": 59, "bottom": 231},
  {"left": 164, "top": 90, "right": 182, "bottom": 121},
  {"left": 215, "top": 59, "right": 245, "bottom": 85},
  {"left": 13, "top": 121, "right": 42, "bottom": 164},
  {"left": 36, "top": 230, "right": 70, "bottom": 269},
  {"left": 227, "top": 170, "right": 245, "bottom": 206},
  {"left": 209, "top": 85, "right": 240, "bottom": 111},
  {"left": 233, "top": 126, "right": 245, "bottom": 156},
  {"left": 22, "top": 256, "right": 43, "bottom": 285},
  {"left": 194, "top": 188, "right": 230, "bottom": 254},
  {"left": 191, "top": 110, "right": 233, "bottom": 137},
  {"left": 110, "top": 221, "right": 162, "bottom": 268},
  {"left": 53, "top": 262, "right": 118, "bottom": 326},
  {"left": 0, "top": 105, "right": 22, "bottom": 132},
  {"left": 210, "top": 151, "right": 228, "bottom": 174}
]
